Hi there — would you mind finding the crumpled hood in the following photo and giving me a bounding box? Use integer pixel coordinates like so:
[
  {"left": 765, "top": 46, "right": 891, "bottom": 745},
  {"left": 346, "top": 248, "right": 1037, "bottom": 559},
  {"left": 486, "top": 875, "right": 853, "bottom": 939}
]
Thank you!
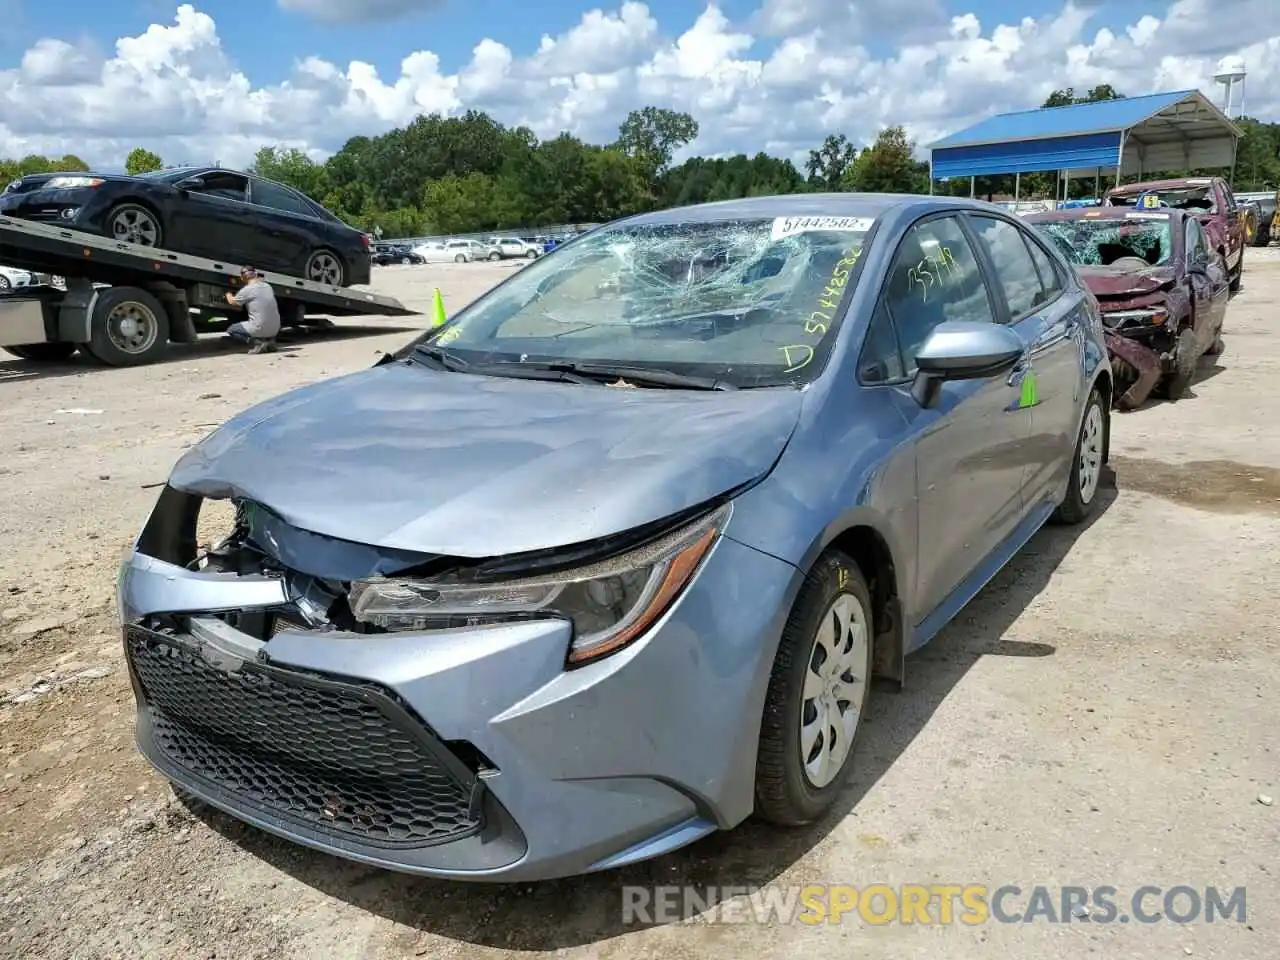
[
  {"left": 1076, "top": 264, "right": 1177, "bottom": 299},
  {"left": 169, "top": 362, "right": 804, "bottom": 558}
]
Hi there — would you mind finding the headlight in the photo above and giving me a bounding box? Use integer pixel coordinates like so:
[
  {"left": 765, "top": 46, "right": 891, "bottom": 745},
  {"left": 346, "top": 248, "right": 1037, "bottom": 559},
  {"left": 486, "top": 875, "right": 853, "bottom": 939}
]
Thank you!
[
  {"left": 1100, "top": 307, "right": 1169, "bottom": 330},
  {"left": 348, "top": 503, "right": 729, "bottom": 665},
  {"left": 45, "top": 176, "right": 103, "bottom": 189}
]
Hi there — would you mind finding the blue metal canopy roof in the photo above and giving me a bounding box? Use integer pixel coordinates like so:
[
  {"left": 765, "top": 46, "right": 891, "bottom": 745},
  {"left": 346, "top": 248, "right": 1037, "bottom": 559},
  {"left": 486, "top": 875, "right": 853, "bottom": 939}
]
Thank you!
[{"left": 928, "top": 89, "right": 1243, "bottom": 181}]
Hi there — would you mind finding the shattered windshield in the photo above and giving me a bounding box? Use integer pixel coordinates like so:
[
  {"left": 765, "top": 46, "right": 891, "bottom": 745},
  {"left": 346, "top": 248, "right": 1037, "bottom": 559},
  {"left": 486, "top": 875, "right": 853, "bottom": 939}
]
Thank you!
[
  {"left": 412, "top": 215, "right": 875, "bottom": 387},
  {"left": 1035, "top": 216, "right": 1174, "bottom": 268},
  {"left": 1108, "top": 186, "right": 1217, "bottom": 213}
]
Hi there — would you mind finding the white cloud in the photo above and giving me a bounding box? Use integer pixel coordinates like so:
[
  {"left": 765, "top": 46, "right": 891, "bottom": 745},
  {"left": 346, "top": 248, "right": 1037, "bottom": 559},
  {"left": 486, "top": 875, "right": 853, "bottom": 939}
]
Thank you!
[{"left": 0, "top": 0, "right": 1276, "bottom": 171}]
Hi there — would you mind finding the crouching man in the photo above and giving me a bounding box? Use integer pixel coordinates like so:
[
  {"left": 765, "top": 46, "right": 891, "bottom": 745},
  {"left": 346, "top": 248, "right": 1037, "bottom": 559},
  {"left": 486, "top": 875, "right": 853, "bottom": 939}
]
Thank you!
[{"left": 223, "top": 266, "right": 280, "bottom": 354}]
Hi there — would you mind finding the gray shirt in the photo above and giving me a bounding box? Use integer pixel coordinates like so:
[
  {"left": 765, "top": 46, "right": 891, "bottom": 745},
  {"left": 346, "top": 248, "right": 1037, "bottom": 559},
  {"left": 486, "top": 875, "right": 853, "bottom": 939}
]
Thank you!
[{"left": 233, "top": 278, "right": 281, "bottom": 338}]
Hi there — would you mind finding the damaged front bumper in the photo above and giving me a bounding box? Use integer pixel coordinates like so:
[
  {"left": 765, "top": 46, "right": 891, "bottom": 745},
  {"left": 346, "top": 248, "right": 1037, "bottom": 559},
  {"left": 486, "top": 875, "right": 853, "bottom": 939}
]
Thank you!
[{"left": 117, "top": 487, "right": 799, "bottom": 881}]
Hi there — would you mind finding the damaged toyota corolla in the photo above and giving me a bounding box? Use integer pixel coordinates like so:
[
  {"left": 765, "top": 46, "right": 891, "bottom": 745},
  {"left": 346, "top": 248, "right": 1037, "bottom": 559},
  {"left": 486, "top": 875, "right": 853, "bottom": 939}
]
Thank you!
[{"left": 118, "top": 194, "right": 1111, "bottom": 881}]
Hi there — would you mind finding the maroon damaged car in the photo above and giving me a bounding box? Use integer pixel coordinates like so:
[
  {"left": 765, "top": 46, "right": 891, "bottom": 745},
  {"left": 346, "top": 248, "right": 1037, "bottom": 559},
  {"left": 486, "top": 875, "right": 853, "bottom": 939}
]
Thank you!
[
  {"left": 1026, "top": 207, "right": 1228, "bottom": 410},
  {"left": 1103, "top": 177, "right": 1246, "bottom": 293}
]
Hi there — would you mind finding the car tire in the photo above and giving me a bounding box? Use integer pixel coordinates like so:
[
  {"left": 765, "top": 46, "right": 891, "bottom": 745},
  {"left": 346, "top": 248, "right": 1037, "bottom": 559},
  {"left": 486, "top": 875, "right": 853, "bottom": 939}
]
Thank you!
[
  {"left": 1165, "top": 326, "right": 1199, "bottom": 401},
  {"left": 1206, "top": 327, "right": 1226, "bottom": 356},
  {"left": 455, "top": 254, "right": 467, "bottom": 263},
  {"left": 755, "top": 550, "right": 873, "bottom": 827},
  {"left": 106, "top": 203, "right": 163, "bottom": 247},
  {"left": 3, "top": 342, "right": 78, "bottom": 362},
  {"left": 1052, "top": 388, "right": 1107, "bottom": 525},
  {"left": 526, "top": 249, "right": 538, "bottom": 259},
  {"left": 1252, "top": 223, "right": 1271, "bottom": 248},
  {"left": 0, "top": 275, "right": 10, "bottom": 291},
  {"left": 305, "top": 249, "right": 345, "bottom": 286},
  {"left": 401, "top": 257, "right": 411, "bottom": 265},
  {"left": 1228, "top": 251, "right": 1242, "bottom": 294},
  {"left": 488, "top": 251, "right": 500, "bottom": 261}
]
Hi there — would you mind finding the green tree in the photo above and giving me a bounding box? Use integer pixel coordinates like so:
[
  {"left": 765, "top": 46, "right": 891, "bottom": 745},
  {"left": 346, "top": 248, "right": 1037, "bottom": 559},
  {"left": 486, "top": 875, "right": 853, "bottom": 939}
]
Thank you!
[
  {"left": 250, "top": 146, "right": 328, "bottom": 199},
  {"left": 616, "top": 106, "right": 699, "bottom": 177},
  {"left": 806, "top": 134, "right": 857, "bottom": 190},
  {"left": 846, "top": 126, "right": 920, "bottom": 193},
  {"left": 124, "top": 147, "right": 163, "bottom": 175}
]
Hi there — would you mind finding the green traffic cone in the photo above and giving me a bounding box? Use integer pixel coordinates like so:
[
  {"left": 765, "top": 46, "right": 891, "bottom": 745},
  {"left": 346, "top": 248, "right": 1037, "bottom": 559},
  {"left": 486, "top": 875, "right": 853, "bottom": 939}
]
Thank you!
[{"left": 432, "top": 287, "right": 447, "bottom": 327}]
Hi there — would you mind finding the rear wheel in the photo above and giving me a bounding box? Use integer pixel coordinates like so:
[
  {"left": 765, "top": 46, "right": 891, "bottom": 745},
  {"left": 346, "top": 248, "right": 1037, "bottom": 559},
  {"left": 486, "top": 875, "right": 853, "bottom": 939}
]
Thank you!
[
  {"left": 83, "top": 286, "right": 170, "bottom": 366},
  {"left": 488, "top": 251, "right": 500, "bottom": 261},
  {"left": 305, "top": 249, "right": 345, "bottom": 286},
  {"left": 525, "top": 249, "right": 538, "bottom": 259},
  {"left": 454, "top": 254, "right": 467, "bottom": 263},
  {"left": 3, "top": 342, "right": 77, "bottom": 362},
  {"left": 0, "top": 275, "right": 10, "bottom": 291},
  {"left": 1252, "top": 224, "right": 1271, "bottom": 248},
  {"left": 1052, "top": 389, "right": 1106, "bottom": 525},
  {"left": 107, "top": 203, "right": 162, "bottom": 247},
  {"left": 1228, "top": 250, "right": 1242, "bottom": 293},
  {"left": 755, "top": 551, "right": 873, "bottom": 825}
]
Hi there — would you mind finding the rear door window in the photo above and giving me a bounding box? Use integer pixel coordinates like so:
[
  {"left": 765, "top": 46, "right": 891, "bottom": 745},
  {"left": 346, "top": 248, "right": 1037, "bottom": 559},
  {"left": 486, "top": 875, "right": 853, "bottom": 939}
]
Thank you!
[{"left": 967, "top": 215, "right": 1048, "bottom": 319}]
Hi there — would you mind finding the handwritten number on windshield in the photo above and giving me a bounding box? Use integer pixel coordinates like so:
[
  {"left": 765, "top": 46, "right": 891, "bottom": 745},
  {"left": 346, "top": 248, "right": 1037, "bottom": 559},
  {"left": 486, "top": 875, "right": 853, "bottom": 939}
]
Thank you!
[{"left": 780, "top": 246, "right": 864, "bottom": 371}]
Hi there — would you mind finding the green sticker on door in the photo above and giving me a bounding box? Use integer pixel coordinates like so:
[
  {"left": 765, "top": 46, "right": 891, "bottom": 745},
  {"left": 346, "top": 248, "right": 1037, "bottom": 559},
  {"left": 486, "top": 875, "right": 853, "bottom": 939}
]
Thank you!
[{"left": 1017, "top": 368, "right": 1039, "bottom": 408}]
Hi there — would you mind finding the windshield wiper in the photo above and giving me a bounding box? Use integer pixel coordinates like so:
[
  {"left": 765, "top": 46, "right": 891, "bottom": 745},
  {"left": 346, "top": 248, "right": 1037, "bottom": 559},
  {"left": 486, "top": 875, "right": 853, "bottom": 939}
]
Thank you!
[
  {"left": 411, "top": 343, "right": 468, "bottom": 371},
  {"left": 538, "top": 361, "right": 735, "bottom": 390}
]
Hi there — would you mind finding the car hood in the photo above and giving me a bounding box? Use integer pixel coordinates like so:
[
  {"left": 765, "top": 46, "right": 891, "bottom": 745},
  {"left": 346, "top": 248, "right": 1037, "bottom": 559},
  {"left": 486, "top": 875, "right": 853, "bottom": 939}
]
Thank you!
[
  {"left": 168, "top": 361, "right": 804, "bottom": 558},
  {"left": 6, "top": 171, "right": 139, "bottom": 193},
  {"left": 1076, "top": 264, "right": 1177, "bottom": 299}
]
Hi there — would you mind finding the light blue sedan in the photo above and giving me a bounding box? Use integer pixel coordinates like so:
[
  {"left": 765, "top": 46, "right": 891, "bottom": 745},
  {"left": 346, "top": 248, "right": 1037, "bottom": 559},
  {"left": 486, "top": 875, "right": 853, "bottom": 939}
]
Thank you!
[{"left": 118, "top": 192, "right": 1111, "bottom": 881}]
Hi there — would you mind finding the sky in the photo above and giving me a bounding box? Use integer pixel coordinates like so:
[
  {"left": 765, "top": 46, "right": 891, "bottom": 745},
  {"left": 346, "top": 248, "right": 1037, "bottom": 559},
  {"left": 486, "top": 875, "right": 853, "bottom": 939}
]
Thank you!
[{"left": 0, "top": 0, "right": 1275, "bottom": 170}]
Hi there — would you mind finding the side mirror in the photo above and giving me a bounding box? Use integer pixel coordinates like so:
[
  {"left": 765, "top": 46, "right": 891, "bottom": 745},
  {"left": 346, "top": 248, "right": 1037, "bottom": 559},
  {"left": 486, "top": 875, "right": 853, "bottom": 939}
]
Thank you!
[{"left": 911, "top": 320, "right": 1025, "bottom": 408}]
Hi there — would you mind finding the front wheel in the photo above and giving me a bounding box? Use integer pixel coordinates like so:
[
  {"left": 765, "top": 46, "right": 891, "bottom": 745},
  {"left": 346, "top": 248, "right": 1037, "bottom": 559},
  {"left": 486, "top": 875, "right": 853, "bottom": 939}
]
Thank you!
[
  {"left": 400, "top": 257, "right": 411, "bottom": 265},
  {"left": 1052, "top": 389, "right": 1106, "bottom": 525},
  {"left": 488, "top": 251, "right": 500, "bottom": 261},
  {"left": 305, "top": 249, "right": 345, "bottom": 286},
  {"left": 1228, "top": 251, "right": 1242, "bottom": 293},
  {"left": 1165, "top": 326, "right": 1199, "bottom": 401},
  {"left": 755, "top": 551, "right": 873, "bottom": 826},
  {"left": 0, "top": 275, "right": 10, "bottom": 291},
  {"left": 107, "top": 203, "right": 162, "bottom": 247},
  {"left": 525, "top": 249, "right": 538, "bottom": 259},
  {"left": 454, "top": 254, "right": 467, "bottom": 263}
]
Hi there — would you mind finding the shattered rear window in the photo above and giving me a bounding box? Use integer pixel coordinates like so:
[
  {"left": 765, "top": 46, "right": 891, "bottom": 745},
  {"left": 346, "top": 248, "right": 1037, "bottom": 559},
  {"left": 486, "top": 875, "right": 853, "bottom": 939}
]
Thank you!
[
  {"left": 416, "top": 215, "right": 877, "bottom": 386},
  {"left": 1034, "top": 218, "right": 1173, "bottom": 268},
  {"left": 1108, "top": 187, "right": 1217, "bottom": 213}
]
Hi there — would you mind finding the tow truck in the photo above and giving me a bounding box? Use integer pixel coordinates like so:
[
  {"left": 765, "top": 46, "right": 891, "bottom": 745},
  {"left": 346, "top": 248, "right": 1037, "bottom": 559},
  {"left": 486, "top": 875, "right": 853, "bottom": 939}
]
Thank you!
[{"left": 0, "top": 214, "right": 418, "bottom": 366}]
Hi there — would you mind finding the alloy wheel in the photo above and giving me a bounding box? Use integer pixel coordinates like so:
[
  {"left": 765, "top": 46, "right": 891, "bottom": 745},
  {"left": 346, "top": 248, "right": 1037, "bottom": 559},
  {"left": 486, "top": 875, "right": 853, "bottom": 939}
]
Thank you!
[
  {"left": 307, "top": 251, "right": 343, "bottom": 286},
  {"left": 799, "top": 593, "right": 869, "bottom": 788},
  {"left": 109, "top": 206, "right": 160, "bottom": 246}
]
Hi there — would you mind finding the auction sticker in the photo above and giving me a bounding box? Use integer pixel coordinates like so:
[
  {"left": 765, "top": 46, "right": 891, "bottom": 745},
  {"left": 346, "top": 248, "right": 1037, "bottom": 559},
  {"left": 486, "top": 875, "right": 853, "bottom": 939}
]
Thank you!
[{"left": 771, "top": 216, "right": 876, "bottom": 240}]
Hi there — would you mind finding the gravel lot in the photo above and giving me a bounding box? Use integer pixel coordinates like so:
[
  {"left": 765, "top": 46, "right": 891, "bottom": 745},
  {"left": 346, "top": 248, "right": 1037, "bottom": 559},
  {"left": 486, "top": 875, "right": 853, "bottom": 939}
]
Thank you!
[{"left": 1, "top": 252, "right": 1277, "bottom": 959}]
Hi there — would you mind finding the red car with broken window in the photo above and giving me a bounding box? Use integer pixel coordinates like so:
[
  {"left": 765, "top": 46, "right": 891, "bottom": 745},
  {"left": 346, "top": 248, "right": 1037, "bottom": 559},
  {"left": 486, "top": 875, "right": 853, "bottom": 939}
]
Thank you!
[
  {"left": 1103, "top": 177, "right": 1247, "bottom": 292},
  {"left": 1025, "top": 205, "right": 1229, "bottom": 410}
]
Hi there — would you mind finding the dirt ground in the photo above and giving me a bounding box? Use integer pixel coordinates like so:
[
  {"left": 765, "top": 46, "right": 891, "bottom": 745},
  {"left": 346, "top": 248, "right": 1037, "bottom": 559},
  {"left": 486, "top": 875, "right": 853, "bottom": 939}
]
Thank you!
[{"left": 1, "top": 251, "right": 1277, "bottom": 959}]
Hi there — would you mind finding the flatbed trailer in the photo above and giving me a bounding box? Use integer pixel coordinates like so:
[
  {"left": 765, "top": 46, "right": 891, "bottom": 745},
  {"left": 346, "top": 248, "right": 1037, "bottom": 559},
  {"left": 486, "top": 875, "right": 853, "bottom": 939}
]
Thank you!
[{"left": 0, "top": 214, "right": 419, "bottom": 366}]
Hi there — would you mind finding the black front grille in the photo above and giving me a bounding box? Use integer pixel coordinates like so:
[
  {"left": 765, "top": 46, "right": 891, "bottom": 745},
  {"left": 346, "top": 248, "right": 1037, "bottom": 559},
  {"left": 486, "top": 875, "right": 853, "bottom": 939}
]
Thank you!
[{"left": 125, "top": 624, "right": 483, "bottom": 848}]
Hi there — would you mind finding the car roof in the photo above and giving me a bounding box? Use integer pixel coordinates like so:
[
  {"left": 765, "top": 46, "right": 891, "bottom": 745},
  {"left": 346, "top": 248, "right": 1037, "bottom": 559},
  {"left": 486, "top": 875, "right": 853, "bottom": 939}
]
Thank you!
[
  {"left": 615, "top": 192, "right": 1006, "bottom": 227},
  {"left": 1108, "top": 178, "right": 1216, "bottom": 194}
]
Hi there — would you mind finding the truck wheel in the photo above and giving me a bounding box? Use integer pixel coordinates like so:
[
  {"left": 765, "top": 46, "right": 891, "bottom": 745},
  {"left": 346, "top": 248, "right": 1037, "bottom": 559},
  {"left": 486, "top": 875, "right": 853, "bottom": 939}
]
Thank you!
[
  {"left": 4, "top": 342, "right": 77, "bottom": 362},
  {"left": 1165, "top": 327, "right": 1199, "bottom": 401},
  {"left": 755, "top": 550, "right": 873, "bottom": 826},
  {"left": 84, "top": 286, "right": 170, "bottom": 366}
]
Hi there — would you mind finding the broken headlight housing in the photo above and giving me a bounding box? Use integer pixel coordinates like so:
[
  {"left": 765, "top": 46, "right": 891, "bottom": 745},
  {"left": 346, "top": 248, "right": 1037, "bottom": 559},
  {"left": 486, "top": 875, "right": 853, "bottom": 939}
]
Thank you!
[
  {"left": 347, "top": 504, "right": 729, "bottom": 665},
  {"left": 1101, "top": 307, "right": 1170, "bottom": 332}
]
